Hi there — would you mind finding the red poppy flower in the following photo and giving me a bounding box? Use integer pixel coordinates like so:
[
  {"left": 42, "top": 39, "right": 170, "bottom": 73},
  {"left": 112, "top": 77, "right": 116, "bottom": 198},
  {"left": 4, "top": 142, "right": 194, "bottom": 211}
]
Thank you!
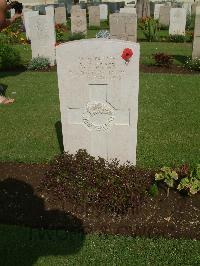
[{"left": 121, "top": 48, "right": 134, "bottom": 62}]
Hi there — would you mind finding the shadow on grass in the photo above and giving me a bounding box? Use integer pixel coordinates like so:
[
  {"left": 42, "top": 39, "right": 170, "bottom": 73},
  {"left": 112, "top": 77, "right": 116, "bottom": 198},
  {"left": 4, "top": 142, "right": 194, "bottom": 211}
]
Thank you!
[
  {"left": 55, "top": 121, "right": 64, "bottom": 154},
  {"left": 0, "top": 178, "right": 85, "bottom": 265},
  {"left": 173, "top": 55, "right": 188, "bottom": 65}
]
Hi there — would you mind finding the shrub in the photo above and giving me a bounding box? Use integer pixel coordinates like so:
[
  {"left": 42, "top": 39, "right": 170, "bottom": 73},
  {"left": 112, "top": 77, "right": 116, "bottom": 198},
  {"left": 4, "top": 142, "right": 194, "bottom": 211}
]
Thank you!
[
  {"left": 185, "top": 31, "right": 194, "bottom": 42},
  {"left": 186, "top": 14, "right": 195, "bottom": 30},
  {"left": 177, "top": 165, "right": 200, "bottom": 195},
  {"left": 153, "top": 53, "right": 173, "bottom": 67},
  {"left": 27, "top": 57, "right": 50, "bottom": 71},
  {"left": 0, "top": 33, "right": 10, "bottom": 45},
  {"left": 1, "top": 18, "right": 27, "bottom": 44},
  {"left": 42, "top": 150, "right": 153, "bottom": 214},
  {"left": 0, "top": 44, "right": 21, "bottom": 70},
  {"left": 68, "top": 33, "right": 85, "bottom": 41},
  {"left": 55, "top": 23, "right": 67, "bottom": 42},
  {"left": 154, "top": 164, "right": 200, "bottom": 196},
  {"left": 169, "top": 34, "right": 185, "bottom": 43},
  {"left": 139, "top": 17, "right": 159, "bottom": 42},
  {"left": 184, "top": 57, "right": 200, "bottom": 71}
]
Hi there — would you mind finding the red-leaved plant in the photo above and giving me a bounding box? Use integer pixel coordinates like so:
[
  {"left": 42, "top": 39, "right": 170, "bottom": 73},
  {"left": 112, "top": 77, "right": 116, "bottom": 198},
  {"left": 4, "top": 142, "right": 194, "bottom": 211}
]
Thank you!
[{"left": 153, "top": 53, "right": 173, "bottom": 67}]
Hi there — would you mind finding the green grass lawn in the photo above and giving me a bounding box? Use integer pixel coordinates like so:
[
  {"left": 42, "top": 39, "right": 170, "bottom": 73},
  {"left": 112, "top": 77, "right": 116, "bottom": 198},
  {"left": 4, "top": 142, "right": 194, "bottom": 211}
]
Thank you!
[
  {"left": 0, "top": 224, "right": 200, "bottom": 266},
  {"left": 0, "top": 71, "right": 199, "bottom": 167},
  {"left": 14, "top": 41, "right": 192, "bottom": 68}
]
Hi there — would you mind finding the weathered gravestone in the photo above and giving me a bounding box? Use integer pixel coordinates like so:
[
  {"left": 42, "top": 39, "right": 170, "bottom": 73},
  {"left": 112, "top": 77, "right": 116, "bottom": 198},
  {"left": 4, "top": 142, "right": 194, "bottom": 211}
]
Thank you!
[
  {"left": 100, "top": 4, "right": 108, "bottom": 21},
  {"left": 55, "top": 6, "right": 67, "bottom": 24},
  {"left": 120, "top": 7, "right": 136, "bottom": 14},
  {"left": 23, "top": 9, "right": 39, "bottom": 40},
  {"left": 169, "top": 8, "right": 186, "bottom": 35},
  {"left": 110, "top": 13, "right": 137, "bottom": 42},
  {"left": 71, "top": 6, "right": 87, "bottom": 34},
  {"left": 159, "top": 6, "right": 171, "bottom": 27},
  {"left": 154, "top": 4, "right": 164, "bottom": 19},
  {"left": 56, "top": 39, "right": 140, "bottom": 164},
  {"left": 136, "top": 0, "right": 150, "bottom": 18},
  {"left": 89, "top": 6, "right": 100, "bottom": 27},
  {"left": 192, "top": 6, "right": 200, "bottom": 59},
  {"left": 29, "top": 6, "right": 56, "bottom": 65}
]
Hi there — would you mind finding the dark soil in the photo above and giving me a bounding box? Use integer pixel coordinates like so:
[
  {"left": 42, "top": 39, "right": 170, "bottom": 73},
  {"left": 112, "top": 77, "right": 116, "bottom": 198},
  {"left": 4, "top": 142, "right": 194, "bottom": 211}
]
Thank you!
[
  {"left": 140, "top": 64, "right": 200, "bottom": 74},
  {"left": 0, "top": 163, "right": 199, "bottom": 239}
]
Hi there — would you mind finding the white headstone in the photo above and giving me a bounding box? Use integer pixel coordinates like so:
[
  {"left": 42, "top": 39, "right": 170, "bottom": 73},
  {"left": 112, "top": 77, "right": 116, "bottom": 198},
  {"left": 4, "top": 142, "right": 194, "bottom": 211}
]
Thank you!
[
  {"left": 55, "top": 6, "right": 67, "bottom": 24},
  {"left": 110, "top": 13, "right": 137, "bottom": 42},
  {"left": 100, "top": 4, "right": 108, "bottom": 21},
  {"left": 71, "top": 7, "right": 87, "bottom": 34},
  {"left": 192, "top": 6, "right": 200, "bottom": 59},
  {"left": 120, "top": 7, "right": 136, "bottom": 14},
  {"left": 154, "top": 4, "right": 164, "bottom": 19},
  {"left": 23, "top": 10, "right": 39, "bottom": 40},
  {"left": 89, "top": 6, "right": 100, "bottom": 27},
  {"left": 30, "top": 6, "right": 56, "bottom": 66},
  {"left": 169, "top": 8, "right": 186, "bottom": 35},
  {"left": 56, "top": 39, "right": 140, "bottom": 164}
]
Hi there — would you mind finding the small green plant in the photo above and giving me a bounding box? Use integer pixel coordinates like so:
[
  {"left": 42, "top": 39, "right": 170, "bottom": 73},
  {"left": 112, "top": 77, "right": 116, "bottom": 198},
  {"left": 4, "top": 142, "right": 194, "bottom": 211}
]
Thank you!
[
  {"left": 149, "top": 182, "right": 159, "bottom": 197},
  {"left": 153, "top": 53, "right": 173, "bottom": 67},
  {"left": 169, "top": 34, "right": 185, "bottom": 43},
  {"left": 27, "top": 57, "right": 50, "bottom": 71},
  {"left": 68, "top": 33, "right": 85, "bottom": 41},
  {"left": 177, "top": 165, "right": 200, "bottom": 195},
  {"left": 184, "top": 57, "right": 200, "bottom": 72},
  {"left": 155, "top": 167, "right": 178, "bottom": 196},
  {"left": 0, "top": 44, "right": 21, "bottom": 70},
  {"left": 139, "top": 17, "right": 159, "bottom": 42}
]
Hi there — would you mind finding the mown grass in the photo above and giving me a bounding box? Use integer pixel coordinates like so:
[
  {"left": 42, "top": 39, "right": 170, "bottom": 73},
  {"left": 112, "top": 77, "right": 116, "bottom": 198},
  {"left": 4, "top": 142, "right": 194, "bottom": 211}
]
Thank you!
[
  {"left": 14, "top": 41, "right": 192, "bottom": 68},
  {"left": 0, "top": 71, "right": 199, "bottom": 167},
  {"left": 0, "top": 224, "right": 200, "bottom": 266}
]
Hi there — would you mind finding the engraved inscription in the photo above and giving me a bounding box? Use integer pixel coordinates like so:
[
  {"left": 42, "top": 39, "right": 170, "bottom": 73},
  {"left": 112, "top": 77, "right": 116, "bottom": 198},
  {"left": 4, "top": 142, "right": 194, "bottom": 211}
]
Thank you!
[
  {"left": 79, "top": 56, "right": 125, "bottom": 80},
  {"left": 82, "top": 102, "right": 115, "bottom": 131}
]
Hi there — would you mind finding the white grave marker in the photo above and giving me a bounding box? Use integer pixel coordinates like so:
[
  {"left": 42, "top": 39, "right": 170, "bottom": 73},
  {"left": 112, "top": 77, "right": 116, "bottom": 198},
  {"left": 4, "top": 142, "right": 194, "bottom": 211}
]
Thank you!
[
  {"left": 192, "top": 6, "right": 200, "bottom": 59},
  {"left": 154, "top": 4, "right": 164, "bottom": 19},
  {"left": 30, "top": 6, "right": 56, "bottom": 65},
  {"left": 100, "top": 4, "right": 108, "bottom": 21},
  {"left": 56, "top": 39, "right": 140, "bottom": 164},
  {"left": 169, "top": 8, "right": 186, "bottom": 35}
]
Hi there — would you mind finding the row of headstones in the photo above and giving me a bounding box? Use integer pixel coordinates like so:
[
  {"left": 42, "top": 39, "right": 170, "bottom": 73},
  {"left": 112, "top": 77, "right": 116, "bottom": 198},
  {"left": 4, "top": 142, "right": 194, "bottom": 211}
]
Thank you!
[
  {"left": 71, "top": 5, "right": 137, "bottom": 42},
  {"left": 25, "top": 3, "right": 200, "bottom": 67},
  {"left": 154, "top": 2, "right": 200, "bottom": 36}
]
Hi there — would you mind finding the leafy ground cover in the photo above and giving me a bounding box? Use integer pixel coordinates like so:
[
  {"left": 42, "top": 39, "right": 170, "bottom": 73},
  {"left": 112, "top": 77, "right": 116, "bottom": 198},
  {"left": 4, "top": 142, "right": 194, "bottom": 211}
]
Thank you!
[
  {"left": 0, "top": 71, "right": 199, "bottom": 167},
  {"left": 0, "top": 224, "right": 199, "bottom": 266}
]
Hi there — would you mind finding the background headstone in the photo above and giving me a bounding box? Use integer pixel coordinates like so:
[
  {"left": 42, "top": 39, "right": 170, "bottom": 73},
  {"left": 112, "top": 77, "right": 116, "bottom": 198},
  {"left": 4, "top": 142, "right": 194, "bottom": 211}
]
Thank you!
[
  {"left": 110, "top": 13, "right": 137, "bottom": 42},
  {"left": 55, "top": 6, "right": 67, "bottom": 24},
  {"left": 30, "top": 6, "right": 56, "bottom": 66},
  {"left": 71, "top": 7, "right": 87, "bottom": 34},
  {"left": 169, "top": 8, "right": 186, "bottom": 35},
  {"left": 120, "top": 7, "right": 136, "bottom": 14},
  {"left": 136, "top": 0, "right": 150, "bottom": 18},
  {"left": 100, "top": 4, "right": 108, "bottom": 21},
  {"left": 192, "top": 6, "right": 200, "bottom": 58},
  {"left": 89, "top": 6, "right": 100, "bottom": 27},
  {"left": 56, "top": 39, "right": 140, "bottom": 164},
  {"left": 159, "top": 6, "right": 171, "bottom": 27},
  {"left": 154, "top": 3, "right": 164, "bottom": 19}
]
